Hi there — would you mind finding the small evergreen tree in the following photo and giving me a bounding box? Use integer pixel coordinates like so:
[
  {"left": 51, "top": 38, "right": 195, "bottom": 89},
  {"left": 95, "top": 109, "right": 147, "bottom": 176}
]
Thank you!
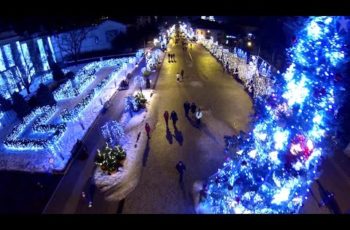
[{"left": 11, "top": 92, "right": 30, "bottom": 118}]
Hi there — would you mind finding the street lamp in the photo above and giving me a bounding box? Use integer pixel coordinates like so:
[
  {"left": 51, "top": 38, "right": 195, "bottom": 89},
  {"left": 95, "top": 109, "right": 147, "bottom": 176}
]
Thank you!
[{"left": 247, "top": 41, "right": 252, "bottom": 47}]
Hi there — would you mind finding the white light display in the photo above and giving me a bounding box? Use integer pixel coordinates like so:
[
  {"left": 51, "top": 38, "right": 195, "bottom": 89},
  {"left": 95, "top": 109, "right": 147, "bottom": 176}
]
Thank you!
[
  {"left": 0, "top": 49, "right": 6, "bottom": 71},
  {"left": 47, "top": 36, "right": 57, "bottom": 63},
  {"left": 3, "top": 44, "right": 15, "bottom": 67},
  {"left": 37, "top": 38, "right": 50, "bottom": 71},
  {"left": 198, "top": 35, "right": 274, "bottom": 98},
  {"left": 3, "top": 69, "right": 19, "bottom": 95},
  {"left": 16, "top": 42, "right": 26, "bottom": 71},
  {"left": 21, "top": 43, "right": 35, "bottom": 77}
]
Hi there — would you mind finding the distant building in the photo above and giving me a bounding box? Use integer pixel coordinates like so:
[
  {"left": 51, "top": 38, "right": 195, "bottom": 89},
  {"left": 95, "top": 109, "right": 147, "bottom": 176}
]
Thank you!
[
  {"left": 192, "top": 23, "right": 226, "bottom": 44},
  {"left": 51, "top": 19, "right": 127, "bottom": 62}
]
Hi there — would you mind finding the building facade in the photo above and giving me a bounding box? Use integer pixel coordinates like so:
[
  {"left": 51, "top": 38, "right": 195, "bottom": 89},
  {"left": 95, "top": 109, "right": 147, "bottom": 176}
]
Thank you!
[{"left": 51, "top": 20, "right": 127, "bottom": 62}]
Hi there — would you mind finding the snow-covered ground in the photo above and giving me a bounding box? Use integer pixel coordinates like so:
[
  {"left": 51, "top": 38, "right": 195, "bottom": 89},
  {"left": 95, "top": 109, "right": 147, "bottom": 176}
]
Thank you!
[
  {"left": 94, "top": 89, "right": 157, "bottom": 201},
  {"left": 0, "top": 58, "right": 140, "bottom": 173}
]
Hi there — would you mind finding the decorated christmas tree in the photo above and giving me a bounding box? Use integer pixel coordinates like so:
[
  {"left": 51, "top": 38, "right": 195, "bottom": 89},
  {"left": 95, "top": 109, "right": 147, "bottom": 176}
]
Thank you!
[
  {"left": 198, "top": 16, "right": 349, "bottom": 214},
  {"left": 95, "top": 144, "right": 126, "bottom": 173}
]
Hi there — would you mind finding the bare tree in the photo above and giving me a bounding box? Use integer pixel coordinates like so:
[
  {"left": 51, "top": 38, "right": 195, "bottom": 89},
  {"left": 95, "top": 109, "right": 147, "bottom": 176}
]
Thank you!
[
  {"left": 11, "top": 46, "right": 36, "bottom": 95},
  {"left": 19, "top": 64, "right": 35, "bottom": 95},
  {"left": 57, "top": 27, "right": 92, "bottom": 63}
]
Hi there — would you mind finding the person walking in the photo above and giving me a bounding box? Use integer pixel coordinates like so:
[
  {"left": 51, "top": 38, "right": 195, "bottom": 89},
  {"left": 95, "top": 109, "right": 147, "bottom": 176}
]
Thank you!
[
  {"left": 168, "top": 53, "right": 170, "bottom": 63},
  {"left": 181, "top": 69, "right": 184, "bottom": 80},
  {"left": 173, "top": 53, "right": 176, "bottom": 62},
  {"left": 176, "top": 72, "right": 180, "bottom": 82},
  {"left": 176, "top": 161, "right": 186, "bottom": 183},
  {"left": 195, "top": 108, "right": 203, "bottom": 126},
  {"left": 190, "top": 102, "right": 197, "bottom": 115},
  {"left": 82, "top": 176, "right": 95, "bottom": 208},
  {"left": 170, "top": 111, "right": 178, "bottom": 128},
  {"left": 164, "top": 111, "right": 169, "bottom": 128},
  {"left": 316, "top": 180, "right": 341, "bottom": 214},
  {"left": 183, "top": 101, "right": 190, "bottom": 117},
  {"left": 145, "top": 122, "right": 151, "bottom": 139}
]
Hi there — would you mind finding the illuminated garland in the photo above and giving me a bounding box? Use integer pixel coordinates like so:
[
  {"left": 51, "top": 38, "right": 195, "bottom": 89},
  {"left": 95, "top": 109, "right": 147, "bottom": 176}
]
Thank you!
[
  {"left": 4, "top": 105, "right": 66, "bottom": 151},
  {"left": 61, "top": 64, "right": 125, "bottom": 122},
  {"left": 198, "top": 36, "right": 274, "bottom": 98},
  {"left": 53, "top": 58, "right": 130, "bottom": 101}
]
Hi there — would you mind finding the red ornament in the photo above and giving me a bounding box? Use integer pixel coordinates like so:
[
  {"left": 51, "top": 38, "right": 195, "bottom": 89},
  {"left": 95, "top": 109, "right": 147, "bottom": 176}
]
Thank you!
[
  {"left": 235, "top": 197, "right": 240, "bottom": 203},
  {"left": 288, "top": 134, "right": 314, "bottom": 165},
  {"left": 291, "top": 35, "right": 297, "bottom": 44}
]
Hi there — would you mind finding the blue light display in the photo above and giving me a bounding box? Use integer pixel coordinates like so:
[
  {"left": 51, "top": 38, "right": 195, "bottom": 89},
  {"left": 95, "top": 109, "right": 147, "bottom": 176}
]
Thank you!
[
  {"left": 4, "top": 105, "right": 66, "bottom": 151},
  {"left": 198, "top": 16, "right": 348, "bottom": 214}
]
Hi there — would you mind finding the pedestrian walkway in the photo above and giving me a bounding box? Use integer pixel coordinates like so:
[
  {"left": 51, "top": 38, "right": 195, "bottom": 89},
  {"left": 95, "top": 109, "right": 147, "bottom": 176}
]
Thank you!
[{"left": 121, "top": 35, "right": 253, "bottom": 213}]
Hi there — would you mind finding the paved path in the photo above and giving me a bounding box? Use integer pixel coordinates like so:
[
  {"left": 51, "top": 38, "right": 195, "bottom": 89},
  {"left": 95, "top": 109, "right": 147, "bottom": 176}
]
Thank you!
[{"left": 121, "top": 37, "right": 253, "bottom": 213}]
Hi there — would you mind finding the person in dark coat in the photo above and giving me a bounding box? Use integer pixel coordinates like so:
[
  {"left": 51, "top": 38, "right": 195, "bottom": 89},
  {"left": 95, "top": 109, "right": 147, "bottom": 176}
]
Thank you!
[
  {"left": 176, "top": 161, "right": 186, "bottom": 183},
  {"left": 168, "top": 53, "right": 170, "bottom": 63},
  {"left": 183, "top": 101, "right": 191, "bottom": 117},
  {"left": 170, "top": 111, "right": 178, "bottom": 128},
  {"left": 164, "top": 111, "right": 169, "bottom": 128},
  {"left": 181, "top": 69, "right": 184, "bottom": 80},
  {"left": 316, "top": 180, "right": 341, "bottom": 214},
  {"left": 82, "top": 176, "right": 95, "bottom": 208},
  {"left": 190, "top": 102, "right": 197, "bottom": 114},
  {"left": 145, "top": 122, "right": 151, "bottom": 139},
  {"left": 195, "top": 108, "right": 203, "bottom": 126}
]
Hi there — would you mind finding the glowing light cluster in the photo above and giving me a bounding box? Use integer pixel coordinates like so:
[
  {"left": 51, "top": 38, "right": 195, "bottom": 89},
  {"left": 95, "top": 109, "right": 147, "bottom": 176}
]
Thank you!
[
  {"left": 61, "top": 64, "right": 126, "bottom": 122},
  {"left": 198, "top": 34, "right": 274, "bottom": 98},
  {"left": 53, "top": 57, "right": 131, "bottom": 101},
  {"left": 4, "top": 105, "right": 66, "bottom": 151},
  {"left": 101, "top": 120, "right": 125, "bottom": 147},
  {"left": 198, "top": 16, "right": 348, "bottom": 214},
  {"left": 146, "top": 49, "right": 162, "bottom": 71}
]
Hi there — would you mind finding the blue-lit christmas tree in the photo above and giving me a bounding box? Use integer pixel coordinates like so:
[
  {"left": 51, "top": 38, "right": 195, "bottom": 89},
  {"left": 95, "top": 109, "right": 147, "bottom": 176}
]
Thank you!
[{"left": 198, "top": 16, "right": 349, "bottom": 214}]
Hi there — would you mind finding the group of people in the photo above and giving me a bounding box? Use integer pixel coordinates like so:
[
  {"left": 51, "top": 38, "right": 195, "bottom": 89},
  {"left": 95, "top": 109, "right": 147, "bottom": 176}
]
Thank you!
[
  {"left": 144, "top": 112, "right": 185, "bottom": 183},
  {"left": 184, "top": 101, "right": 203, "bottom": 126},
  {"left": 163, "top": 110, "right": 179, "bottom": 129},
  {"left": 168, "top": 53, "right": 176, "bottom": 63}
]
